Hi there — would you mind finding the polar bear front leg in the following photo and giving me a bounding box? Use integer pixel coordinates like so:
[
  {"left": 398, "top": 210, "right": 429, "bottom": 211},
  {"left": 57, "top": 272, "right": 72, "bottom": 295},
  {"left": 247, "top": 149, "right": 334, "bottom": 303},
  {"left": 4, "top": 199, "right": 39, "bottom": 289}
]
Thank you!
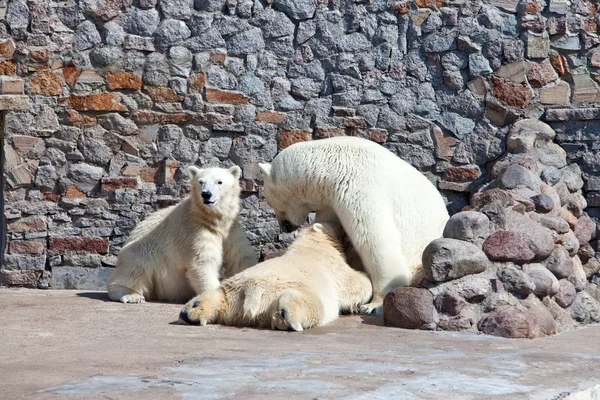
[
  {"left": 186, "top": 234, "right": 224, "bottom": 296},
  {"left": 107, "top": 284, "right": 146, "bottom": 304}
]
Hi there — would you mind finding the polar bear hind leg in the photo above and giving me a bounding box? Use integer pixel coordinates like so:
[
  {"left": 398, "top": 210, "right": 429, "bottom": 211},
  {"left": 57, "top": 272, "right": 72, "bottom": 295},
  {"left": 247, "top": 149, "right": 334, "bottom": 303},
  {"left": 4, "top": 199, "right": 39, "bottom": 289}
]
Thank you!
[
  {"left": 271, "top": 288, "right": 326, "bottom": 332},
  {"left": 108, "top": 285, "right": 145, "bottom": 304}
]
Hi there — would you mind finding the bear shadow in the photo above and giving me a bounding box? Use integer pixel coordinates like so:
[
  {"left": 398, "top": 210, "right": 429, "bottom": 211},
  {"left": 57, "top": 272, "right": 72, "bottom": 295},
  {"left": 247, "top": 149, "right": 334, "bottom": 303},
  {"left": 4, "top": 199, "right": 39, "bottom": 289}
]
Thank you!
[
  {"left": 76, "top": 292, "right": 112, "bottom": 302},
  {"left": 359, "top": 314, "right": 386, "bottom": 327}
]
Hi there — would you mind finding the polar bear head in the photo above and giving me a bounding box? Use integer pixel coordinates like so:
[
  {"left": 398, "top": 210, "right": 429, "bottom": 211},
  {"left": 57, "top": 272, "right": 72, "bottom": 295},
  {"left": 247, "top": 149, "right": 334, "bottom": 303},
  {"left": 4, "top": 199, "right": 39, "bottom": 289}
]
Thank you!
[
  {"left": 188, "top": 165, "right": 242, "bottom": 208},
  {"left": 258, "top": 162, "right": 313, "bottom": 233}
]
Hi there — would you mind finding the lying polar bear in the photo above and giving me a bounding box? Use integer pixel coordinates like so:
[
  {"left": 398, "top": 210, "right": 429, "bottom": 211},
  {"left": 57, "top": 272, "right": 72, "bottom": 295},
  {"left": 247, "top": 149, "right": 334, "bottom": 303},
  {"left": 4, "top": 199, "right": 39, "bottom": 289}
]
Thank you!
[
  {"left": 258, "top": 136, "right": 449, "bottom": 314},
  {"left": 178, "top": 222, "right": 372, "bottom": 331},
  {"left": 107, "top": 165, "right": 257, "bottom": 304}
]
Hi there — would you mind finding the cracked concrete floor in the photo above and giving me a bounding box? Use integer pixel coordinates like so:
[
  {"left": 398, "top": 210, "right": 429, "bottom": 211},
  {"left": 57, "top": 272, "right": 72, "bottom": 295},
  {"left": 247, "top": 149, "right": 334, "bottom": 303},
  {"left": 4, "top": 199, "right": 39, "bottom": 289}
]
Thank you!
[{"left": 1, "top": 288, "right": 600, "bottom": 400}]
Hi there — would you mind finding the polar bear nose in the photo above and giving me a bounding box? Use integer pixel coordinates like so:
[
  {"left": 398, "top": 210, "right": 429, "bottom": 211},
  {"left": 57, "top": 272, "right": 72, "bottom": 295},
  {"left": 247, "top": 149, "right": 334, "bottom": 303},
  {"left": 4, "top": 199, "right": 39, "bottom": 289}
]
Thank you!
[{"left": 201, "top": 191, "right": 212, "bottom": 199}]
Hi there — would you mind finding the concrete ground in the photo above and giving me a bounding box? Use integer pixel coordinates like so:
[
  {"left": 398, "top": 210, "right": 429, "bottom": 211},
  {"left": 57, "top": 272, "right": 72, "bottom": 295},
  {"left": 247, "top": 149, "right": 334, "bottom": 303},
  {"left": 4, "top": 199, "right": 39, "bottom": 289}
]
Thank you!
[{"left": 2, "top": 289, "right": 600, "bottom": 400}]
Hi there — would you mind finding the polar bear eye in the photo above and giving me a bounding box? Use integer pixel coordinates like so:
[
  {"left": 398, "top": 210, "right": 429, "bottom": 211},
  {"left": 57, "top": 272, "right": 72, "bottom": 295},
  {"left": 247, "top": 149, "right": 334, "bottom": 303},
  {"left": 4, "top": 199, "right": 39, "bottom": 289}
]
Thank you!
[
  {"left": 199, "top": 180, "right": 204, "bottom": 185},
  {"left": 217, "top": 181, "right": 223, "bottom": 185}
]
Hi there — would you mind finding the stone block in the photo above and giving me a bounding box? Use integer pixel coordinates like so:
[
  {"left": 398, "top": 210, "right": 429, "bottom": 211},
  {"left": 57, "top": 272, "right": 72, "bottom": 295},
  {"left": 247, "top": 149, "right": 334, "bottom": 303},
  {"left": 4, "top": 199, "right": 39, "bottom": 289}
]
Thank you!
[
  {"left": 51, "top": 267, "right": 114, "bottom": 290},
  {"left": 69, "top": 93, "right": 127, "bottom": 111},
  {"left": 0, "top": 95, "right": 29, "bottom": 110},
  {"left": 107, "top": 71, "right": 143, "bottom": 90},
  {"left": 540, "top": 81, "right": 570, "bottom": 105},
  {"left": 0, "top": 78, "right": 24, "bottom": 95},
  {"left": 49, "top": 237, "right": 109, "bottom": 254}
]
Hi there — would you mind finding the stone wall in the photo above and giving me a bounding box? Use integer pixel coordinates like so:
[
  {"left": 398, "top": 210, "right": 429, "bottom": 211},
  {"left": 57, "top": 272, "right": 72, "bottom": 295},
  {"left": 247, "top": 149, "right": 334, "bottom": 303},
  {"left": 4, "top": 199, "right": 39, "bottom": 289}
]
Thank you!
[{"left": 1, "top": 0, "right": 599, "bottom": 289}]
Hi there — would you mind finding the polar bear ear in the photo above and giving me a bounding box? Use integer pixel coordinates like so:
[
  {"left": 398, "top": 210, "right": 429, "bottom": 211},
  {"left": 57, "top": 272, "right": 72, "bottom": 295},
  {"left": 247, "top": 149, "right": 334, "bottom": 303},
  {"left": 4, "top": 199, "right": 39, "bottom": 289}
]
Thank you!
[
  {"left": 228, "top": 165, "right": 242, "bottom": 180},
  {"left": 258, "top": 162, "right": 272, "bottom": 177},
  {"left": 188, "top": 166, "right": 202, "bottom": 179},
  {"left": 311, "top": 223, "right": 324, "bottom": 232}
]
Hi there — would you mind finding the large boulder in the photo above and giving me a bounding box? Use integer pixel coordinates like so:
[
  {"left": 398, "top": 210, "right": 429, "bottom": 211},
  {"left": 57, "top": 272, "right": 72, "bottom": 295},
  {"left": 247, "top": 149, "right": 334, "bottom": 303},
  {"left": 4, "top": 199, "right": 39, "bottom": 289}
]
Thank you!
[
  {"left": 478, "top": 307, "right": 542, "bottom": 339},
  {"left": 442, "top": 211, "right": 491, "bottom": 246},
  {"left": 483, "top": 230, "right": 535, "bottom": 264},
  {"left": 422, "top": 238, "right": 490, "bottom": 282},
  {"left": 383, "top": 287, "right": 436, "bottom": 330},
  {"left": 523, "top": 263, "right": 559, "bottom": 297}
]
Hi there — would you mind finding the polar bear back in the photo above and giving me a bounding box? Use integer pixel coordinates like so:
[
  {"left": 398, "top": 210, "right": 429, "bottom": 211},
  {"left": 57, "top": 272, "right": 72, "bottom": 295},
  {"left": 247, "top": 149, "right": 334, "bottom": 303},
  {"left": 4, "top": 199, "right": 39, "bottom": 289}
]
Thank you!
[{"left": 270, "top": 136, "right": 449, "bottom": 267}]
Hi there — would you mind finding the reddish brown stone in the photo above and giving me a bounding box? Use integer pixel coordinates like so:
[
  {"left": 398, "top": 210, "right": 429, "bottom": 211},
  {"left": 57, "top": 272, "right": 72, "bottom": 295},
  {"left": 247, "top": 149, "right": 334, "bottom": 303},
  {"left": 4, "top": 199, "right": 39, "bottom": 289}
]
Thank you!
[
  {"left": 95, "top": 0, "right": 131, "bottom": 21},
  {"left": 256, "top": 111, "right": 286, "bottom": 124},
  {"left": 0, "top": 60, "right": 17, "bottom": 76},
  {"left": 69, "top": 93, "right": 127, "bottom": 111},
  {"left": 415, "top": 0, "right": 442, "bottom": 9},
  {"left": 206, "top": 88, "right": 248, "bottom": 104},
  {"left": 478, "top": 307, "right": 542, "bottom": 338},
  {"left": 9, "top": 240, "right": 46, "bottom": 255},
  {"left": 335, "top": 117, "right": 367, "bottom": 129},
  {"left": 12, "top": 136, "right": 42, "bottom": 153},
  {"left": 555, "top": 280, "right": 577, "bottom": 308},
  {"left": 491, "top": 76, "right": 533, "bottom": 109},
  {"left": 210, "top": 53, "right": 226, "bottom": 63},
  {"left": 101, "top": 177, "right": 138, "bottom": 191},
  {"left": 122, "top": 165, "right": 142, "bottom": 176},
  {"left": 63, "top": 66, "right": 80, "bottom": 87},
  {"left": 139, "top": 167, "right": 158, "bottom": 183},
  {"left": 145, "top": 87, "right": 184, "bottom": 102},
  {"left": 240, "top": 179, "right": 258, "bottom": 193},
  {"left": 43, "top": 192, "right": 60, "bottom": 202},
  {"left": 8, "top": 216, "right": 47, "bottom": 233},
  {"left": 432, "top": 127, "right": 458, "bottom": 161},
  {"left": 383, "top": 287, "right": 436, "bottom": 330},
  {"left": 0, "top": 39, "right": 15, "bottom": 58},
  {"left": 574, "top": 216, "right": 596, "bottom": 247},
  {"left": 394, "top": 2, "right": 410, "bottom": 14},
  {"left": 551, "top": 55, "right": 569, "bottom": 76},
  {"left": 483, "top": 230, "right": 535, "bottom": 264},
  {"left": 279, "top": 129, "right": 309, "bottom": 150},
  {"left": 65, "top": 184, "right": 86, "bottom": 199},
  {"left": 189, "top": 73, "right": 206, "bottom": 90},
  {"left": 445, "top": 166, "right": 481, "bottom": 182},
  {"left": 107, "top": 71, "right": 142, "bottom": 90},
  {"left": 29, "top": 71, "right": 63, "bottom": 96},
  {"left": 313, "top": 127, "right": 346, "bottom": 140},
  {"left": 525, "top": 2, "right": 542, "bottom": 13},
  {"left": 157, "top": 198, "right": 180, "bottom": 208},
  {"left": 66, "top": 109, "right": 97, "bottom": 126},
  {"left": 1, "top": 79, "right": 24, "bottom": 94},
  {"left": 368, "top": 128, "right": 388, "bottom": 144},
  {"left": 30, "top": 49, "right": 49, "bottom": 63},
  {"left": 527, "top": 60, "right": 558, "bottom": 88},
  {"left": 135, "top": 111, "right": 190, "bottom": 124},
  {"left": 584, "top": 18, "right": 597, "bottom": 33},
  {"left": 49, "top": 236, "right": 109, "bottom": 254}
]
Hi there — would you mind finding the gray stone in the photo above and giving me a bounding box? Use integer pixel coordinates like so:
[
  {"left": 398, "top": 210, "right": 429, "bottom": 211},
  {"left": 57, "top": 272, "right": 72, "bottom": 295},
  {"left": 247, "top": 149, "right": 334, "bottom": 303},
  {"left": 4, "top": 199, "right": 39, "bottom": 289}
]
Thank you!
[
  {"left": 194, "top": 0, "right": 226, "bottom": 12},
  {"left": 523, "top": 263, "right": 560, "bottom": 298},
  {"left": 123, "top": 8, "right": 160, "bottom": 37},
  {"left": 434, "top": 290, "right": 466, "bottom": 316},
  {"left": 239, "top": 75, "right": 264, "bottom": 97},
  {"left": 227, "top": 28, "right": 265, "bottom": 56},
  {"left": 499, "top": 164, "right": 543, "bottom": 192},
  {"left": 6, "top": 0, "right": 29, "bottom": 30},
  {"left": 276, "top": 96, "right": 303, "bottom": 111},
  {"left": 104, "top": 21, "right": 126, "bottom": 46},
  {"left": 570, "top": 292, "right": 600, "bottom": 324},
  {"left": 422, "top": 238, "right": 490, "bottom": 283},
  {"left": 423, "top": 30, "right": 457, "bottom": 53},
  {"left": 160, "top": 0, "right": 193, "bottom": 19},
  {"left": 187, "top": 14, "right": 213, "bottom": 36},
  {"left": 75, "top": 20, "right": 102, "bottom": 51},
  {"left": 3, "top": 254, "right": 46, "bottom": 271},
  {"left": 538, "top": 215, "right": 570, "bottom": 234},
  {"left": 253, "top": 9, "right": 295, "bottom": 39},
  {"left": 497, "top": 265, "right": 536, "bottom": 297},
  {"left": 90, "top": 46, "right": 124, "bottom": 68},
  {"left": 99, "top": 114, "right": 138, "bottom": 136},
  {"left": 67, "top": 163, "right": 104, "bottom": 193},
  {"left": 531, "top": 194, "right": 554, "bottom": 213},
  {"left": 154, "top": 19, "right": 191, "bottom": 50},
  {"left": 541, "top": 166, "right": 561, "bottom": 186},
  {"left": 561, "top": 164, "right": 584, "bottom": 192},
  {"left": 442, "top": 211, "right": 491, "bottom": 246},
  {"left": 185, "top": 29, "right": 225, "bottom": 52},
  {"left": 34, "top": 165, "right": 58, "bottom": 192},
  {"left": 568, "top": 256, "right": 587, "bottom": 292},
  {"left": 469, "top": 54, "right": 492, "bottom": 77},
  {"left": 272, "top": 0, "right": 316, "bottom": 20},
  {"left": 544, "top": 247, "right": 574, "bottom": 279},
  {"left": 51, "top": 267, "right": 114, "bottom": 290}
]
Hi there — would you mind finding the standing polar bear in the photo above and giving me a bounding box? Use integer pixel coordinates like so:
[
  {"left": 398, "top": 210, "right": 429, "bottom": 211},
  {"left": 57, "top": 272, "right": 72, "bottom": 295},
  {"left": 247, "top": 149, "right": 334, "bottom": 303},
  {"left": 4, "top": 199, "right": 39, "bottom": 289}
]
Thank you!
[
  {"left": 107, "top": 166, "right": 257, "bottom": 304},
  {"left": 258, "top": 136, "right": 449, "bottom": 315},
  {"left": 178, "top": 222, "right": 372, "bottom": 331}
]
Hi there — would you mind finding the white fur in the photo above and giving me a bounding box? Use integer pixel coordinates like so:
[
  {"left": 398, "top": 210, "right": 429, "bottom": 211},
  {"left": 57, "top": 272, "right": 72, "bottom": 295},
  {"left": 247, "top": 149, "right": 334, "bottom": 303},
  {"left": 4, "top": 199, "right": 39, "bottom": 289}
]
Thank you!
[
  {"left": 178, "top": 222, "right": 372, "bottom": 331},
  {"left": 107, "top": 166, "right": 257, "bottom": 304},
  {"left": 258, "top": 136, "right": 449, "bottom": 314}
]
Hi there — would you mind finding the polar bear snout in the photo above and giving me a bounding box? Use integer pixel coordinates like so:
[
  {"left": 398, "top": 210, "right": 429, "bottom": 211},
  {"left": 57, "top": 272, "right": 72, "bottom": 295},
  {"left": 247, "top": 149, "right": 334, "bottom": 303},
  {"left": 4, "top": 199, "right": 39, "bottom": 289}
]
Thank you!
[
  {"left": 178, "top": 310, "right": 199, "bottom": 325},
  {"left": 201, "top": 190, "right": 216, "bottom": 205}
]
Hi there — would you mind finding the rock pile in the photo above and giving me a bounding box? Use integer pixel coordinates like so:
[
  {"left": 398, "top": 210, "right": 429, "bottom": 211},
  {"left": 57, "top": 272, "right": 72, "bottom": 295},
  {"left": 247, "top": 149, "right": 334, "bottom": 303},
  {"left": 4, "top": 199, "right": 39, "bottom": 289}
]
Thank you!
[{"left": 384, "top": 119, "right": 600, "bottom": 338}]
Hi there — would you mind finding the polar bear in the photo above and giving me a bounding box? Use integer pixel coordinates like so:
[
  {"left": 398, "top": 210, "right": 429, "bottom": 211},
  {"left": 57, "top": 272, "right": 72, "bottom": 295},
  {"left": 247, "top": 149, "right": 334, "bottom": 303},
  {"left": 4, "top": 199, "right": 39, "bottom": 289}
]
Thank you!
[
  {"left": 178, "top": 222, "right": 372, "bottom": 331},
  {"left": 257, "top": 136, "right": 449, "bottom": 315},
  {"left": 107, "top": 165, "right": 257, "bottom": 304}
]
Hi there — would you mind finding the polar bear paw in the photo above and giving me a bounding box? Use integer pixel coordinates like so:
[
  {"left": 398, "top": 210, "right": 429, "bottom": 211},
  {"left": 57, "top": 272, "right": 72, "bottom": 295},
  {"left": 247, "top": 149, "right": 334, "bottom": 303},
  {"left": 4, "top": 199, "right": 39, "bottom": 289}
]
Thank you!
[
  {"left": 119, "top": 293, "right": 145, "bottom": 304},
  {"left": 179, "top": 299, "right": 208, "bottom": 326},
  {"left": 271, "top": 308, "right": 304, "bottom": 332},
  {"left": 359, "top": 301, "right": 384, "bottom": 315}
]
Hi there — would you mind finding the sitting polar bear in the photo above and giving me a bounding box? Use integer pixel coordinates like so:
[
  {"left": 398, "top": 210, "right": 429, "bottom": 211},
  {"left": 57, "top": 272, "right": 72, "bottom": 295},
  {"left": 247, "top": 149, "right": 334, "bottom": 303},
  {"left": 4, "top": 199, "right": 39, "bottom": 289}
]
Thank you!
[
  {"left": 258, "top": 136, "right": 449, "bottom": 315},
  {"left": 107, "top": 165, "right": 257, "bottom": 304},
  {"left": 178, "top": 222, "right": 372, "bottom": 331}
]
